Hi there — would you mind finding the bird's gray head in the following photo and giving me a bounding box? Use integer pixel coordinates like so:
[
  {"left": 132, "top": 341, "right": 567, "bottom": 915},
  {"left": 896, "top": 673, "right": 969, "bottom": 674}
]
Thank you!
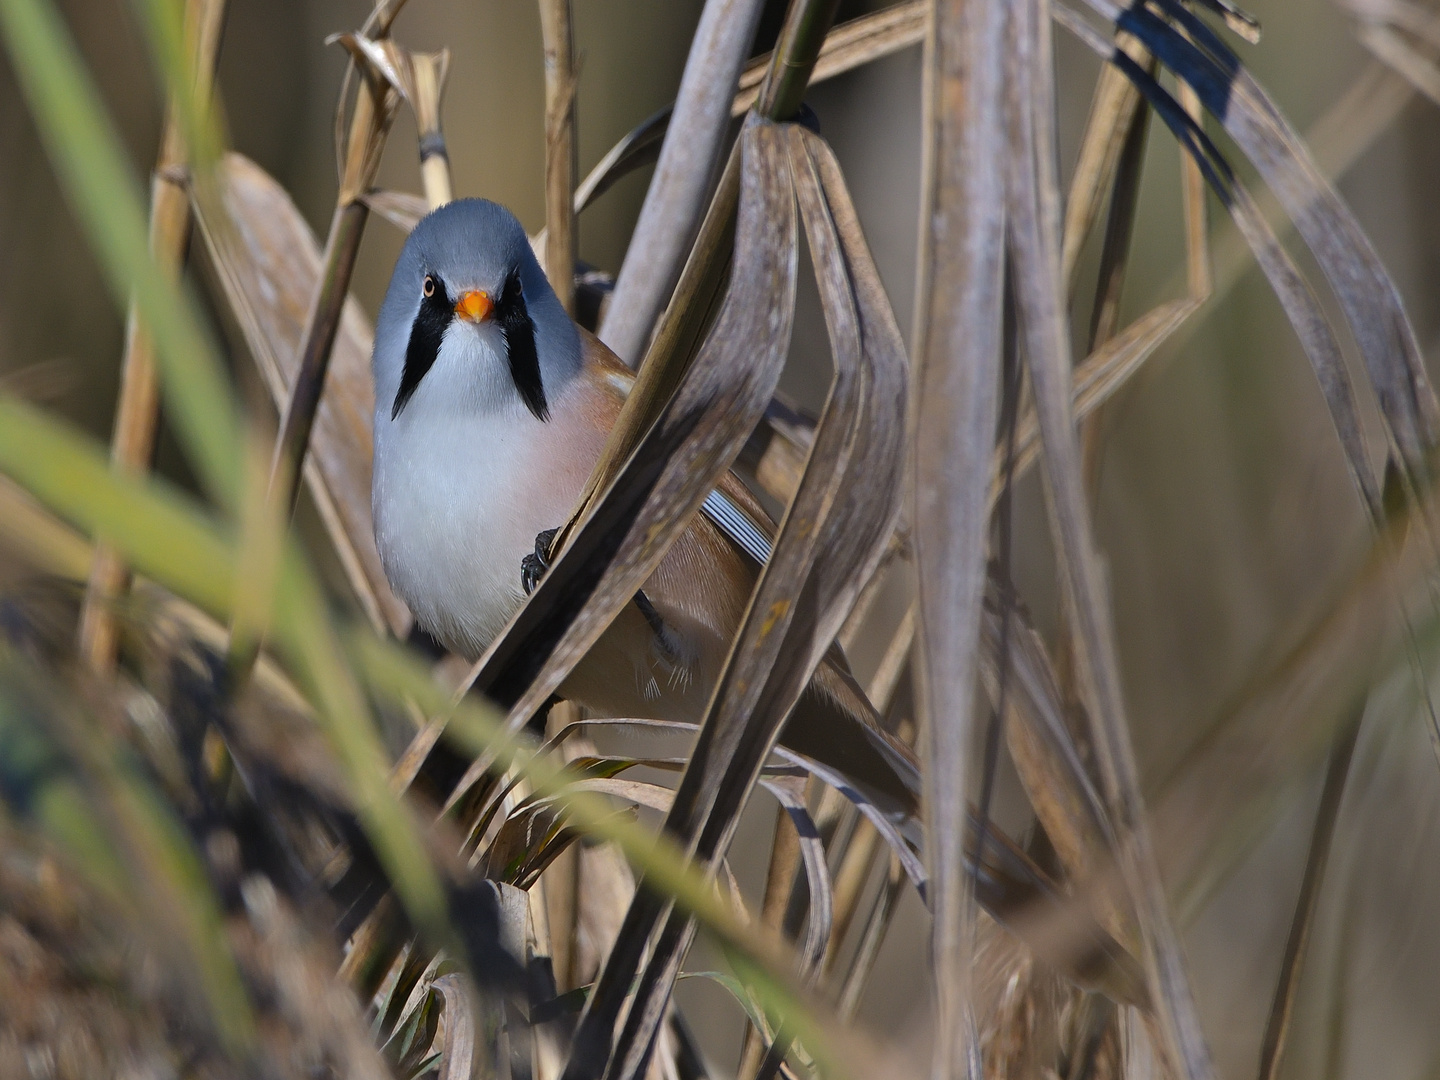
[{"left": 372, "top": 198, "right": 580, "bottom": 426}]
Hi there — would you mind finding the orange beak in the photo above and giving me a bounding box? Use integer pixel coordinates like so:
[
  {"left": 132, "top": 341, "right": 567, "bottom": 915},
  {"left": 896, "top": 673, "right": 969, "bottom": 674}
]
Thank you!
[{"left": 454, "top": 289, "right": 493, "bottom": 323}]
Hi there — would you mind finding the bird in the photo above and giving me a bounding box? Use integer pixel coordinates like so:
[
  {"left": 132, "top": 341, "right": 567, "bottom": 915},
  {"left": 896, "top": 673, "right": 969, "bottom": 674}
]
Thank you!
[{"left": 369, "top": 197, "right": 917, "bottom": 811}]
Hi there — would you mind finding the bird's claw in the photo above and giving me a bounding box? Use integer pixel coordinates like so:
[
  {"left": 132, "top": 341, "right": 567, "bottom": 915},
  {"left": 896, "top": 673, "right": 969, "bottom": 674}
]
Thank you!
[{"left": 521, "top": 528, "right": 558, "bottom": 595}]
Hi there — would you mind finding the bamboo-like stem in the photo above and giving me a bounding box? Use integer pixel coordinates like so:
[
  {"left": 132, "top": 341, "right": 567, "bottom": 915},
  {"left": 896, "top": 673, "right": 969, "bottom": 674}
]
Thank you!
[
  {"left": 1256, "top": 714, "right": 1361, "bottom": 1080},
  {"left": 539, "top": 0, "right": 577, "bottom": 312},
  {"left": 552, "top": 0, "right": 842, "bottom": 559},
  {"left": 412, "top": 51, "right": 453, "bottom": 209},
  {"left": 226, "top": 19, "right": 403, "bottom": 678},
  {"left": 755, "top": 0, "right": 844, "bottom": 119},
  {"left": 1177, "top": 77, "right": 1213, "bottom": 300},
  {"left": 77, "top": 0, "right": 227, "bottom": 673},
  {"left": 1060, "top": 56, "right": 1144, "bottom": 299}
]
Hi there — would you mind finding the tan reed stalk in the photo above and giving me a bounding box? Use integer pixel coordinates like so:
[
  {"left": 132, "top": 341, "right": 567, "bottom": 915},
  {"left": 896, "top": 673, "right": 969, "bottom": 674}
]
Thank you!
[
  {"left": 77, "top": 0, "right": 227, "bottom": 673},
  {"left": 539, "top": 0, "right": 578, "bottom": 313}
]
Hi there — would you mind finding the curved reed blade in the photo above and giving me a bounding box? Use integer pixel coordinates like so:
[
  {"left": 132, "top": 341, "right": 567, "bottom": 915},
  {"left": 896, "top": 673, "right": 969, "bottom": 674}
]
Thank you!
[
  {"left": 1056, "top": 9, "right": 1384, "bottom": 524},
  {"left": 755, "top": 774, "right": 833, "bottom": 982},
  {"left": 750, "top": 781, "right": 828, "bottom": 1079},
  {"left": 433, "top": 973, "right": 487, "bottom": 1080},
  {"left": 582, "top": 123, "right": 907, "bottom": 1080},
  {"left": 362, "top": 188, "right": 430, "bottom": 232},
  {"left": 545, "top": 118, "right": 798, "bottom": 1080},
  {"left": 192, "top": 153, "right": 411, "bottom": 638},
  {"left": 1080, "top": 0, "right": 1440, "bottom": 482},
  {"left": 600, "top": 0, "right": 767, "bottom": 362},
  {"left": 534, "top": 716, "right": 1149, "bottom": 1009},
  {"left": 1008, "top": 0, "right": 1215, "bottom": 1076}
]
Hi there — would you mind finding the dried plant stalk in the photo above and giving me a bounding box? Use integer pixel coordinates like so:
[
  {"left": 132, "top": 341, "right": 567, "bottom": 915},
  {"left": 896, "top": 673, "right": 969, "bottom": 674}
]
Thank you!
[
  {"left": 266, "top": 30, "right": 400, "bottom": 522},
  {"left": 910, "top": 0, "right": 1006, "bottom": 1074},
  {"left": 411, "top": 51, "right": 453, "bottom": 208},
  {"left": 1060, "top": 48, "right": 1146, "bottom": 297},
  {"left": 542, "top": 700, "right": 584, "bottom": 994},
  {"left": 1177, "top": 74, "right": 1212, "bottom": 299},
  {"left": 733, "top": 0, "right": 924, "bottom": 113},
  {"left": 549, "top": 0, "right": 841, "bottom": 568},
  {"left": 78, "top": 0, "right": 227, "bottom": 673},
  {"left": 539, "top": 0, "right": 578, "bottom": 313},
  {"left": 601, "top": 0, "right": 766, "bottom": 362}
]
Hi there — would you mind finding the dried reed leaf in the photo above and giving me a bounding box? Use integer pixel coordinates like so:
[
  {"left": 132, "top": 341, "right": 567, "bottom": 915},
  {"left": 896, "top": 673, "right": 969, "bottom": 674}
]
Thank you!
[
  {"left": 1057, "top": 9, "right": 1385, "bottom": 516},
  {"left": 1082, "top": 0, "right": 1440, "bottom": 479},
  {"left": 554, "top": 1, "right": 845, "bottom": 577},
  {"left": 756, "top": 773, "right": 834, "bottom": 982},
  {"left": 433, "top": 973, "right": 484, "bottom": 1080},
  {"left": 911, "top": 0, "right": 1007, "bottom": 1074},
  {"left": 193, "top": 153, "right": 411, "bottom": 637},
  {"left": 601, "top": 0, "right": 766, "bottom": 361},
  {"left": 981, "top": 590, "right": 1112, "bottom": 907},
  {"left": 569, "top": 119, "right": 910, "bottom": 1080},
  {"left": 362, "top": 188, "right": 429, "bottom": 232},
  {"left": 1007, "top": 0, "right": 1213, "bottom": 1075}
]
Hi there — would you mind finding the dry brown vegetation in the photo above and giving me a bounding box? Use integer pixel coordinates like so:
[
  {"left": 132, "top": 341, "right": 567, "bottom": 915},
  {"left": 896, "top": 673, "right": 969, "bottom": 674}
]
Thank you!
[{"left": 4, "top": 0, "right": 1440, "bottom": 1078}]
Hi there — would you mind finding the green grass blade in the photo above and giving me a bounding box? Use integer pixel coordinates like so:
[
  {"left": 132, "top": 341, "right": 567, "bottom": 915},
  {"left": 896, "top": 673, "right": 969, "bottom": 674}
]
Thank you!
[
  {"left": 0, "top": 0, "right": 241, "bottom": 507},
  {"left": 0, "top": 393, "right": 451, "bottom": 946}
]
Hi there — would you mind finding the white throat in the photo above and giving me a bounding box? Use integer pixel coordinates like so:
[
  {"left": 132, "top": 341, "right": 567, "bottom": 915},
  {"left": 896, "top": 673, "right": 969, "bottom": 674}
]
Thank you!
[{"left": 371, "top": 328, "right": 598, "bottom": 657}]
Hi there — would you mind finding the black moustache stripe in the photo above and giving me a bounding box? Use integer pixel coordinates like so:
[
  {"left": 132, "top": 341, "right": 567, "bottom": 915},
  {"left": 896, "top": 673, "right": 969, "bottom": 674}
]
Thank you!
[
  {"left": 393, "top": 274, "right": 453, "bottom": 420},
  {"left": 498, "top": 267, "right": 548, "bottom": 422}
]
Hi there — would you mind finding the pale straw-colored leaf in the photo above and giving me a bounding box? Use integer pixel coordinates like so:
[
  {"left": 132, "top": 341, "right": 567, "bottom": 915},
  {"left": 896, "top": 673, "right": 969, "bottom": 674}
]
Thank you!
[{"left": 193, "top": 153, "right": 411, "bottom": 637}]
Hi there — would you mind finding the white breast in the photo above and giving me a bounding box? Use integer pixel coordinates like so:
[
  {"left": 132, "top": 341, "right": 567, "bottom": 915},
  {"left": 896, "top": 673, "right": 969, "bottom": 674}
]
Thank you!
[{"left": 371, "top": 331, "right": 602, "bottom": 658}]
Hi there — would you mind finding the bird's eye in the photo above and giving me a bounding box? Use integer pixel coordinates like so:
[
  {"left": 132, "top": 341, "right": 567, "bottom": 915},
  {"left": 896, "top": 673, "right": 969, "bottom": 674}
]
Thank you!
[{"left": 422, "top": 275, "right": 436, "bottom": 298}]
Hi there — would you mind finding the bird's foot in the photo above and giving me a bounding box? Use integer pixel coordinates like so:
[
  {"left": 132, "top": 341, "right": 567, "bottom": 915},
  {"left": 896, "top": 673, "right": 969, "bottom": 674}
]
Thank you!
[{"left": 521, "top": 528, "right": 559, "bottom": 595}]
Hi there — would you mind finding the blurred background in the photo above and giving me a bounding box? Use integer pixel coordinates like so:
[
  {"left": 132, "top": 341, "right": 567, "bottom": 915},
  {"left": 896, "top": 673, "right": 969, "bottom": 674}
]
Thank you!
[{"left": 5, "top": 0, "right": 1440, "bottom": 1076}]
